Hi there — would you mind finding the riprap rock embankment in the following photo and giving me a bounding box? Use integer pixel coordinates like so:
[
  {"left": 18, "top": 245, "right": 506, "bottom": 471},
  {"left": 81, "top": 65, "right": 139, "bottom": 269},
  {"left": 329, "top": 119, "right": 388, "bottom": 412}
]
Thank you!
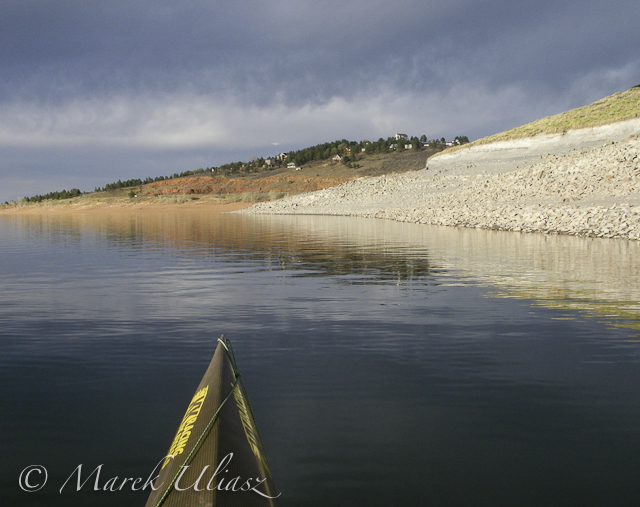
[{"left": 240, "top": 119, "right": 640, "bottom": 240}]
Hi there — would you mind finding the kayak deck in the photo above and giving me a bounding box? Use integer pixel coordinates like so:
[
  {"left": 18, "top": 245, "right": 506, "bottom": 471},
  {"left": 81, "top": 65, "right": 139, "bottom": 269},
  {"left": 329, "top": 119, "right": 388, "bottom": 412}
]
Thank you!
[{"left": 144, "top": 335, "right": 280, "bottom": 507}]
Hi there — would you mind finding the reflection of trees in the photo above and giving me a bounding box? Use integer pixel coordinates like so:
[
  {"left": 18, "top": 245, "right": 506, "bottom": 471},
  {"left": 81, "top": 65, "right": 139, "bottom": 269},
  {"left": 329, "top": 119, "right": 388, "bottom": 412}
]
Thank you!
[
  {"left": 6, "top": 211, "right": 436, "bottom": 284},
  {"left": 260, "top": 251, "right": 433, "bottom": 283}
]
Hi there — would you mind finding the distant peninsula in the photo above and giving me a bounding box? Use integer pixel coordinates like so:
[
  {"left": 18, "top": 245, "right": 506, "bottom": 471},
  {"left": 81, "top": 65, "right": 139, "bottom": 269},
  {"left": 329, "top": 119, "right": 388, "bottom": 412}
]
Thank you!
[{"left": 2, "top": 135, "right": 466, "bottom": 209}]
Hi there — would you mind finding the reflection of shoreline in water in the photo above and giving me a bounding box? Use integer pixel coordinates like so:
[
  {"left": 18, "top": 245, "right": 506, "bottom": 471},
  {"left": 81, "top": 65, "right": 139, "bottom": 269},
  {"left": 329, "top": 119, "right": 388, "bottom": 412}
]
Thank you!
[
  {"left": 3, "top": 210, "right": 639, "bottom": 330},
  {"left": 259, "top": 216, "right": 640, "bottom": 330}
]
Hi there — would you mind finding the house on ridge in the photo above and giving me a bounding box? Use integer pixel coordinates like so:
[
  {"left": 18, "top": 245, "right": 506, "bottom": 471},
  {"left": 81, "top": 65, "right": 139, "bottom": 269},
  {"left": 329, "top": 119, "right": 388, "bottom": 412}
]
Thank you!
[{"left": 265, "top": 157, "right": 279, "bottom": 168}]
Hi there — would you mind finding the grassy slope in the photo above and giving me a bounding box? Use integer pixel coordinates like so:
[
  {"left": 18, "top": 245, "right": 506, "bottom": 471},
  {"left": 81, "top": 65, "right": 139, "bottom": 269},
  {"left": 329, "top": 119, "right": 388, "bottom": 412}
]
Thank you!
[
  {"left": 110, "top": 149, "right": 432, "bottom": 200},
  {"left": 458, "top": 86, "right": 640, "bottom": 149}
]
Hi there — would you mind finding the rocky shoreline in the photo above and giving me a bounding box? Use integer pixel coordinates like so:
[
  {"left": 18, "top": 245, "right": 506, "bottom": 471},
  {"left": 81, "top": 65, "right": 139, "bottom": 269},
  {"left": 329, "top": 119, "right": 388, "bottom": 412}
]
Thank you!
[{"left": 239, "top": 119, "right": 640, "bottom": 240}]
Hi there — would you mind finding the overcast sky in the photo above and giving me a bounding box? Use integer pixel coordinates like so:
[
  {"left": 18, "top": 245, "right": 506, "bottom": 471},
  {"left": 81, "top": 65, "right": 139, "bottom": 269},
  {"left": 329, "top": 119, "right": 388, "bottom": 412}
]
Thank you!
[{"left": 1, "top": 0, "right": 639, "bottom": 202}]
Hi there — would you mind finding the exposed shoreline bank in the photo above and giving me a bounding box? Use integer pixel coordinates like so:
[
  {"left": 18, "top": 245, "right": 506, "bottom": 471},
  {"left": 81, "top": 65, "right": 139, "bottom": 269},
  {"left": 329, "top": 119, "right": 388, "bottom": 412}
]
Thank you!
[
  {"left": 239, "top": 119, "right": 640, "bottom": 240},
  {"left": 0, "top": 199, "right": 253, "bottom": 215}
]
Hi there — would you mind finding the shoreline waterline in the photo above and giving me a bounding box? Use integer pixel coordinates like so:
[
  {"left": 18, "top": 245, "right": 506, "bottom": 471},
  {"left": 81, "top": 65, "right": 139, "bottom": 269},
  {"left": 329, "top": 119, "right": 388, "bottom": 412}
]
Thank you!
[
  {"left": 239, "top": 122, "right": 640, "bottom": 241},
  {"left": 0, "top": 200, "right": 253, "bottom": 216}
]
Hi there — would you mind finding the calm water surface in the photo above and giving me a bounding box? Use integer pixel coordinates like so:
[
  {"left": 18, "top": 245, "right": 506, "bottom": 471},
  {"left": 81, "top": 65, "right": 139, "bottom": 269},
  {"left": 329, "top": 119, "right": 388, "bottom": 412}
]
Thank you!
[{"left": 1, "top": 210, "right": 640, "bottom": 507}]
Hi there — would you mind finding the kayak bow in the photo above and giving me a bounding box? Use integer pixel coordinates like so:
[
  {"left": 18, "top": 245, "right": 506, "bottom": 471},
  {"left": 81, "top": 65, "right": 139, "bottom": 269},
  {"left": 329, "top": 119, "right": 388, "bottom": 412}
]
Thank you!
[{"left": 144, "top": 335, "right": 280, "bottom": 507}]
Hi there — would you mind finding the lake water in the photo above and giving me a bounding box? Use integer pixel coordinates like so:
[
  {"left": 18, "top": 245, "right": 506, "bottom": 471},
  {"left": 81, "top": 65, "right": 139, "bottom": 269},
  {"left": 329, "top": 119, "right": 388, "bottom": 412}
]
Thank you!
[{"left": 1, "top": 209, "right": 640, "bottom": 507}]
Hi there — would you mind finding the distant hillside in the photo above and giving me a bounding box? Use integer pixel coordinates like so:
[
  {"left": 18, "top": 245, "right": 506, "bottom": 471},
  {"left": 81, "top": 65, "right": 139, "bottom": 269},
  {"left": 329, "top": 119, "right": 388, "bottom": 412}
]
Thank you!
[
  {"left": 7, "top": 134, "right": 455, "bottom": 206},
  {"left": 461, "top": 86, "right": 640, "bottom": 149},
  {"left": 2, "top": 148, "right": 435, "bottom": 209},
  {"left": 95, "top": 149, "right": 433, "bottom": 200}
]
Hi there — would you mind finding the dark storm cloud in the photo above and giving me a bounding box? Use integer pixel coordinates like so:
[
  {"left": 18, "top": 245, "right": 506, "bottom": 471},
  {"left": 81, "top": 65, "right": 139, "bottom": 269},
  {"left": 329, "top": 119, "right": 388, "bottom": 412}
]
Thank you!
[
  {"left": 4, "top": 0, "right": 638, "bottom": 106},
  {"left": 4, "top": 0, "right": 637, "bottom": 102},
  {"left": 1, "top": 0, "right": 639, "bottom": 202}
]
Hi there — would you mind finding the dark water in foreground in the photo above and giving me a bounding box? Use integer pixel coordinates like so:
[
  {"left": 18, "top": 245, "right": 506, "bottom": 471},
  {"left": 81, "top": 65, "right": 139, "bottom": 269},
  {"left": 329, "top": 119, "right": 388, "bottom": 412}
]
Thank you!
[{"left": 1, "top": 210, "right": 640, "bottom": 507}]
